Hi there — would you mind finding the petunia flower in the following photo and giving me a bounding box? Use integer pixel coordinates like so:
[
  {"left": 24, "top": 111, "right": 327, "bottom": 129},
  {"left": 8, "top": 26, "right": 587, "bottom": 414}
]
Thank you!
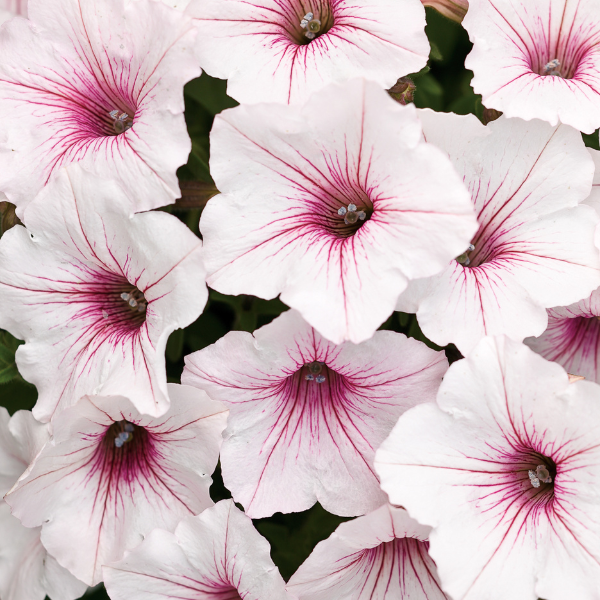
[
  {"left": 103, "top": 499, "right": 291, "bottom": 600},
  {"left": 182, "top": 309, "right": 448, "bottom": 518},
  {"left": 5, "top": 386, "right": 228, "bottom": 586},
  {"left": 185, "top": 0, "right": 429, "bottom": 105},
  {"left": 396, "top": 110, "right": 600, "bottom": 355},
  {"left": 201, "top": 79, "right": 477, "bottom": 344},
  {"left": 464, "top": 0, "right": 600, "bottom": 133},
  {"left": 0, "top": 0, "right": 199, "bottom": 217},
  {"left": 0, "top": 166, "right": 206, "bottom": 422},
  {"left": 0, "top": 408, "right": 87, "bottom": 600},
  {"left": 422, "top": 0, "right": 467, "bottom": 22},
  {"left": 375, "top": 336, "right": 600, "bottom": 600},
  {"left": 287, "top": 503, "right": 448, "bottom": 600}
]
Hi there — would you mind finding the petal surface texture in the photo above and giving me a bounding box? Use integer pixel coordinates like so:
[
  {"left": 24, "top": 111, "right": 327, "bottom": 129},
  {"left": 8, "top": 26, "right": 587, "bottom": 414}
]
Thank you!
[
  {"left": 0, "top": 166, "right": 207, "bottom": 422},
  {"left": 375, "top": 336, "right": 600, "bottom": 600},
  {"left": 202, "top": 79, "right": 478, "bottom": 344},
  {"left": 0, "top": 0, "right": 199, "bottom": 216},
  {"left": 396, "top": 110, "right": 600, "bottom": 354},
  {"left": 103, "top": 499, "right": 291, "bottom": 600},
  {"left": 5, "top": 385, "right": 228, "bottom": 585},
  {"left": 186, "top": 0, "right": 429, "bottom": 105},
  {"left": 464, "top": 0, "right": 600, "bottom": 133},
  {"left": 287, "top": 504, "right": 448, "bottom": 599},
  {"left": 182, "top": 309, "right": 448, "bottom": 518},
  {"left": 0, "top": 409, "right": 87, "bottom": 600}
]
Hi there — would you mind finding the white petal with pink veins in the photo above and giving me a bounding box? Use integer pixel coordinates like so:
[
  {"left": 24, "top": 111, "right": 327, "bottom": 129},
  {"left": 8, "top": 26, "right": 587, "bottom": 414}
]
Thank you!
[
  {"left": 104, "top": 499, "right": 292, "bottom": 600},
  {"left": 287, "top": 504, "right": 448, "bottom": 600},
  {"left": 5, "top": 385, "right": 228, "bottom": 586},
  {"left": 375, "top": 337, "right": 600, "bottom": 600},
  {"left": 186, "top": 0, "right": 429, "bottom": 105},
  {"left": 464, "top": 0, "right": 600, "bottom": 133},
  {"left": 0, "top": 165, "right": 206, "bottom": 422},
  {"left": 182, "top": 309, "right": 447, "bottom": 518},
  {"left": 0, "top": 0, "right": 199, "bottom": 216},
  {"left": 397, "top": 110, "right": 600, "bottom": 354},
  {"left": 202, "top": 79, "right": 477, "bottom": 344},
  {"left": 0, "top": 409, "right": 86, "bottom": 600}
]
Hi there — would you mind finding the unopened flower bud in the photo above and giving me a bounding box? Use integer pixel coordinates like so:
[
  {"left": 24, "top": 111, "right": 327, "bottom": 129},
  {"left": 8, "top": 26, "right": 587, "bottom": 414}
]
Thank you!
[
  {"left": 388, "top": 77, "right": 416, "bottom": 105},
  {"left": 482, "top": 108, "right": 502, "bottom": 125},
  {"left": 422, "top": 0, "right": 468, "bottom": 23}
]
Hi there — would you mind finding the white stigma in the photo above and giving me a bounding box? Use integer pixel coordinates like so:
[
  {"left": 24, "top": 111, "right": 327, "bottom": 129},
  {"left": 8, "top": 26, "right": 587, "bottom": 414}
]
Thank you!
[{"left": 544, "top": 59, "right": 561, "bottom": 76}]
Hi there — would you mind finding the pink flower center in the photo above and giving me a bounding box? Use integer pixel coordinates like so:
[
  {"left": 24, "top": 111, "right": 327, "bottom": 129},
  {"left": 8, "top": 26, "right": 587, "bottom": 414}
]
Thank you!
[{"left": 283, "top": 1, "right": 335, "bottom": 45}]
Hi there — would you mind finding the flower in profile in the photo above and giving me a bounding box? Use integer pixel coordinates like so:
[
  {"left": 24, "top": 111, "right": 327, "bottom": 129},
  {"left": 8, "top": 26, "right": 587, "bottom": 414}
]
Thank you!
[
  {"left": 464, "top": 0, "right": 600, "bottom": 133},
  {"left": 104, "top": 499, "right": 291, "bottom": 600},
  {"left": 287, "top": 504, "right": 448, "bottom": 600},
  {"left": 0, "top": 0, "right": 199, "bottom": 216},
  {"left": 375, "top": 337, "right": 600, "bottom": 600},
  {"left": 0, "top": 166, "right": 206, "bottom": 422},
  {"left": 422, "top": 0, "right": 467, "bottom": 22},
  {"left": 185, "top": 0, "right": 429, "bottom": 105},
  {"left": 182, "top": 309, "right": 447, "bottom": 518},
  {"left": 396, "top": 111, "right": 600, "bottom": 354},
  {"left": 6, "top": 386, "right": 228, "bottom": 586},
  {"left": 202, "top": 79, "right": 477, "bottom": 344},
  {"left": 0, "top": 408, "right": 87, "bottom": 600}
]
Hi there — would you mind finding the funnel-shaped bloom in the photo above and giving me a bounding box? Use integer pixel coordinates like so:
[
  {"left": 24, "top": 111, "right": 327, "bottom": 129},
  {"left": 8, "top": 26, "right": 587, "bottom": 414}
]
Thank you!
[
  {"left": 182, "top": 309, "right": 447, "bottom": 518},
  {"left": 526, "top": 288, "right": 600, "bottom": 383},
  {"left": 202, "top": 79, "right": 477, "bottom": 344},
  {"left": 287, "top": 504, "right": 448, "bottom": 600},
  {"left": 0, "top": 409, "right": 87, "bottom": 600},
  {"left": 6, "top": 386, "right": 228, "bottom": 586},
  {"left": 464, "top": 0, "right": 600, "bottom": 133},
  {"left": 0, "top": 0, "right": 199, "bottom": 216},
  {"left": 186, "top": 0, "right": 429, "bottom": 105},
  {"left": 104, "top": 499, "right": 291, "bottom": 600},
  {"left": 0, "top": 166, "right": 206, "bottom": 422},
  {"left": 396, "top": 111, "right": 600, "bottom": 354},
  {"left": 375, "top": 337, "right": 600, "bottom": 600}
]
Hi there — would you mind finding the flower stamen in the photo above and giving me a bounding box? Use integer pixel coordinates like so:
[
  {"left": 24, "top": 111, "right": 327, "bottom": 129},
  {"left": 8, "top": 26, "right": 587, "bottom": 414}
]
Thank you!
[
  {"left": 114, "top": 422, "right": 135, "bottom": 448},
  {"left": 338, "top": 203, "right": 366, "bottom": 225},
  {"left": 120, "top": 289, "right": 147, "bottom": 313},
  {"left": 528, "top": 464, "right": 553, "bottom": 488},
  {"left": 305, "top": 361, "right": 326, "bottom": 383},
  {"left": 543, "top": 59, "right": 562, "bottom": 77},
  {"left": 109, "top": 109, "right": 133, "bottom": 134},
  {"left": 300, "top": 12, "right": 322, "bottom": 40},
  {"left": 456, "top": 244, "right": 475, "bottom": 266}
]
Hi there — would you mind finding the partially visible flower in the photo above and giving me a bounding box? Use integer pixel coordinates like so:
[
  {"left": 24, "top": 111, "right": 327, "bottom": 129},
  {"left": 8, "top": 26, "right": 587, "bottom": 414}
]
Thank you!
[
  {"left": 287, "top": 503, "right": 448, "bottom": 600},
  {"left": 422, "top": 0, "right": 467, "bottom": 22},
  {"left": 185, "top": 0, "right": 429, "bottom": 105},
  {"left": 464, "top": 0, "right": 600, "bottom": 133},
  {"left": 182, "top": 309, "right": 447, "bottom": 518},
  {"left": 103, "top": 499, "right": 291, "bottom": 600},
  {"left": 0, "top": 408, "right": 87, "bottom": 600},
  {"left": 396, "top": 111, "right": 600, "bottom": 354},
  {"left": 0, "top": 166, "right": 206, "bottom": 422},
  {"left": 202, "top": 79, "right": 477, "bottom": 344},
  {"left": 6, "top": 386, "right": 228, "bottom": 586},
  {"left": 388, "top": 77, "right": 416, "bottom": 105},
  {"left": 0, "top": 0, "right": 199, "bottom": 216},
  {"left": 375, "top": 337, "right": 600, "bottom": 600},
  {"left": 526, "top": 288, "right": 600, "bottom": 383}
]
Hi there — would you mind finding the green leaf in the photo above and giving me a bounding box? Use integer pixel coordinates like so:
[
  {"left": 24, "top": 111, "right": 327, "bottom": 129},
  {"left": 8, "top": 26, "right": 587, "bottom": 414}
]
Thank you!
[
  {"left": 185, "top": 73, "right": 238, "bottom": 116},
  {"left": 166, "top": 328, "right": 185, "bottom": 363},
  {"left": 413, "top": 72, "right": 444, "bottom": 111},
  {"left": 0, "top": 330, "right": 22, "bottom": 384}
]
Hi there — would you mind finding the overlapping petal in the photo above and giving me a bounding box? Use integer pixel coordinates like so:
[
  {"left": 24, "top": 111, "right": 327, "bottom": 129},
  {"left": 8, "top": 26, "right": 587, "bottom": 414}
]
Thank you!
[
  {"left": 202, "top": 79, "right": 477, "bottom": 344},
  {"left": 464, "top": 0, "right": 600, "bottom": 133},
  {"left": 0, "top": 409, "right": 86, "bottom": 600},
  {"left": 186, "top": 0, "right": 429, "bottom": 105},
  {"left": 396, "top": 110, "right": 600, "bottom": 354},
  {"left": 287, "top": 504, "right": 448, "bottom": 600},
  {"left": 5, "top": 386, "right": 228, "bottom": 586},
  {"left": 0, "top": 166, "right": 206, "bottom": 422},
  {"left": 182, "top": 309, "right": 447, "bottom": 518},
  {"left": 0, "top": 0, "right": 26, "bottom": 23},
  {"left": 103, "top": 499, "right": 291, "bottom": 600},
  {"left": 0, "top": 0, "right": 199, "bottom": 216},
  {"left": 375, "top": 337, "right": 600, "bottom": 600}
]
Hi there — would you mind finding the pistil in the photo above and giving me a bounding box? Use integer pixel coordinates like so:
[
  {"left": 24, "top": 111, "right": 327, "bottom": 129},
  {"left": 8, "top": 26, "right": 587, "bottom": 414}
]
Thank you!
[
  {"left": 109, "top": 109, "right": 133, "bottom": 134},
  {"left": 300, "top": 12, "right": 322, "bottom": 40}
]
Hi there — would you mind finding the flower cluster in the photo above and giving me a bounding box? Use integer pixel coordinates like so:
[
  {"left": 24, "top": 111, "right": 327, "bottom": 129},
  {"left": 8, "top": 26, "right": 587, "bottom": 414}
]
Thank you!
[{"left": 0, "top": 0, "right": 599, "bottom": 599}]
